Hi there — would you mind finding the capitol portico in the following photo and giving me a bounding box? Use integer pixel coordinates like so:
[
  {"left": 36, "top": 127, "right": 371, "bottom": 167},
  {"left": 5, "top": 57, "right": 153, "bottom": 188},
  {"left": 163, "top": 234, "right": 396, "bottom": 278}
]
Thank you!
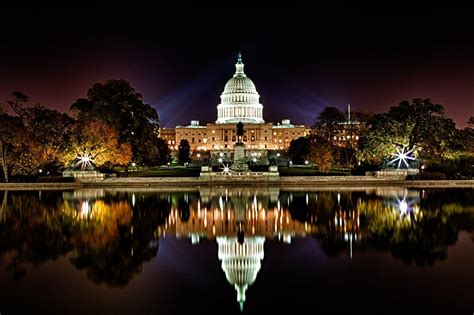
[{"left": 159, "top": 53, "right": 310, "bottom": 155}]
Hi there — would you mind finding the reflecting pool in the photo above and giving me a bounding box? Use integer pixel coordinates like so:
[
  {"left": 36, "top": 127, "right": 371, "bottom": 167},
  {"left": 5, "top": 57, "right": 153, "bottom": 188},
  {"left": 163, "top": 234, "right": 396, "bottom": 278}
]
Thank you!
[{"left": 0, "top": 187, "right": 473, "bottom": 314}]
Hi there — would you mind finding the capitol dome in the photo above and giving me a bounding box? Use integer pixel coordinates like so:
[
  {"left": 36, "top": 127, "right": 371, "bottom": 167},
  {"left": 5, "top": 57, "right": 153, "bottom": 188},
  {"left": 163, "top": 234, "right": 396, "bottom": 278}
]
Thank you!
[
  {"left": 216, "top": 52, "right": 264, "bottom": 124},
  {"left": 217, "top": 236, "right": 265, "bottom": 311}
]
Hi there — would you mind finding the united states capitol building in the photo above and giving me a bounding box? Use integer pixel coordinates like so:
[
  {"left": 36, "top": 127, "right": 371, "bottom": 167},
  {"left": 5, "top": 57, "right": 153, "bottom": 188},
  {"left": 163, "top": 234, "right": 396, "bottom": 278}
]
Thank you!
[{"left": 160, "top": 53, "right": 310, "bottom": 155}]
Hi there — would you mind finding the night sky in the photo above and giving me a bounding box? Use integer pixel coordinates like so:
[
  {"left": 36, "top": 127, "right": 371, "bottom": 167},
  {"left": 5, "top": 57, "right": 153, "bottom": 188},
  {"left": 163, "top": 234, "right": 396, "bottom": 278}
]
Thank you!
[{"left": 1, "top": 5, "right": 473, "bottom": 127}]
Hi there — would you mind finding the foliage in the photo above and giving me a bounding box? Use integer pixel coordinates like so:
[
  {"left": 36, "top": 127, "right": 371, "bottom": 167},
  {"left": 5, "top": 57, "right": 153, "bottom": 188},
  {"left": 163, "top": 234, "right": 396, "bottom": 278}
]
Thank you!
[
  {"left": 288, "top": 136, "right": 312, "bottom": 164},
  {"left": 69, "top": 120, "right": 132, "bottom": 168},
  {"left": 134, "top": 136, "right": 170, "bottom": 166},
  {"left": 307, "top": 136, "right": 334, "bottom": 172},
  {"left": 312, "top": 107, "right": 346, "bottom": 140},
  {"left": 177, "top": 139, "right": 191, "bottom": 163},
  {"left": 70, "top": 79, "right": 160, "bottom": 164},
  {"left": 357, "top": 98, "right": 457, "bottom": 165},
  {"left": 0, "top": 113, "right": 23, "bottom": 182}
]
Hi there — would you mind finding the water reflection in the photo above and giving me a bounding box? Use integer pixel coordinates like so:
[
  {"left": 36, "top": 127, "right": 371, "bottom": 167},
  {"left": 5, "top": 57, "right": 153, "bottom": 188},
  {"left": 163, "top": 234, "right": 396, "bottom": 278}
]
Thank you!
[{"left": 0, "top": 187, "right": 473, "bottom": 310}]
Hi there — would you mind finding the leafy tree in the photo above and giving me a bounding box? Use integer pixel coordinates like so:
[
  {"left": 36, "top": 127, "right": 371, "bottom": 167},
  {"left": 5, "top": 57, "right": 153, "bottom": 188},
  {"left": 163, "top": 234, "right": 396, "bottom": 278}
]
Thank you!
[
  {"left": 21, "top": 104, "right": 74, "bottom": 174},
  {"left": 308, "top": 136, "right": 334, "bottom": 173},
  {"left": 357, "top": 98, "right": 457, "bottom": 165},
  {"left": 312, "top": 106, "right": 371, "bottom": 167},
  {"left": 0, "top": 114, "right": 22, "bottom": 182},
  {"left": 1, "top": 93, "right": 28, "bottom": 182},
  {"left": 69, "top": 120, "right": 132, "bottom": 169},
  {"left": 70, "top": 79, "right": 160, "bottom": 165},
  {"left": 134, "top": 134, "right": 170, "bottom": 166},
  {"left": 460, "top": 116, "right": 474, "bottom": 154},
  {"left": 155, "top": 138, "right": 171, "bottom": 165},
  {"left": 312, "top": 107, "right": 346, "bottom": 140},
  {"left": 1, "top": 92, "right": 76, "bottom": 178},
  {"left": 288, "top": 136, "right": 312, "bottom": 164},
  {"left": 178, "top": 139, "right": 191, "bottom": 164},
  {"left": 1, "top": 92, "right": 45, "bottom": 181}
]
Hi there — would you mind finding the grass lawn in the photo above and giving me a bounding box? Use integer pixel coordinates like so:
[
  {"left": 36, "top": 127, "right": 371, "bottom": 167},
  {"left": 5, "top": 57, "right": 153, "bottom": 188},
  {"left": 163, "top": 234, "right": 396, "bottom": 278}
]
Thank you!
[
  {"left": 278, "top": 167, "right": 350, "bottom": 176},
  {"left": 122, "top": 167, "right": 201, "bottom": 177}
]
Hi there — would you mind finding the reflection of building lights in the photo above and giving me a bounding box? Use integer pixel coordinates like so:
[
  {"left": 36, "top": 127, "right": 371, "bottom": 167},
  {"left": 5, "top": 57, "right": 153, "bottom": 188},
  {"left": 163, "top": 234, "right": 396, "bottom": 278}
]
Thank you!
[{"left": 217, "top": 236, "right": 265, "bottom": 312}]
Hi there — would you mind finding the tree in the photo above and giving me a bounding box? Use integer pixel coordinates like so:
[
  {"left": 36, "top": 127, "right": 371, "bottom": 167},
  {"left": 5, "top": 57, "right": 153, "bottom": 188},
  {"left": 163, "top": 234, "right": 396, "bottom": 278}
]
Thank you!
[
  {"left": 178, "top": 139, "right": 190, "bottom": 164},
  {"left": 155, "top": 138, "right": 171, "bottom": 165},
  {"left": 69, "top": 120, "right": 132, "bottom": 169},
  {"left": 70, "top": 79, "right": 160, "bottom": 164},
  {"left": 460, "top": 116, "right": 474, "bottom": 154},
  {"left": 288, "top": 136, "right": 312, "bottom": 164},
  {"left": 357, "top": 98, "right": 457, "bottom": 165},
  {"left": 312, "top": 106, "right": 371, "bottom": 167},
  {"left": 133, "top": 134, "right": 170, "bottom": 166},
  {"left": 308, "top": 136, "right": 334, "bottom": 173},
  {"left": 312, "top": 107, "right": 346, "bottom": 140},
  {"left": 21, "top": 104, "right": 74, "bottom": 174},
  {"left": 1, "top": 92, "right": 36, "bottom": 181},
  {"left": 0, "top": 114, "right": 23, "bottom": 182}
]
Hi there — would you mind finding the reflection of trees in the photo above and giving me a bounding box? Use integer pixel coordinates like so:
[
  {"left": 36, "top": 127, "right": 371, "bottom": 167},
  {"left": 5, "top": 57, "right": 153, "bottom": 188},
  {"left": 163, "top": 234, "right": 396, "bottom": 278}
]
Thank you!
[
  {"left": 64, "top": 194, "right": 170, "bottom": 287},
  {"left": 286, "top": 190, "right": 474, "bottom": 265},
  {"left": 0, "top": 191, "right": 72, "bottom": 279},
  {"left": 0, "top": 191, "right": 171, "bottom": 286},
  {"left": 357, "top": 193, "right": 474, "bottom": 266}
]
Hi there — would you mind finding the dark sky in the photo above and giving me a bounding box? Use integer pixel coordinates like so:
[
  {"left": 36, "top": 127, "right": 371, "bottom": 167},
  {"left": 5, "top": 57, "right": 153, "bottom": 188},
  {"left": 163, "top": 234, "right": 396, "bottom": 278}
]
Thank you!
[{"left": 1, "top": 5, "right": 473, "bottom": 127}]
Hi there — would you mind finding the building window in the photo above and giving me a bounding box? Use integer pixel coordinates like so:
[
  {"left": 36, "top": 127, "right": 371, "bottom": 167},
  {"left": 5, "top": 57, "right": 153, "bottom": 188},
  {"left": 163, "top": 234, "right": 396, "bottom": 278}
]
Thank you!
[
  {"left": 232, "top": 136, "right": 236, "bottom": 141},
  {"left": 212, "top": 137, "right": 215, "bottom": 141},
  {"left": 264, "top": 137, "right": 267, "bottom": 141},
  {"left": 251, "top": 136, "right": 255, "bottom": 141},
  {"left": 224, "top": 136, "right": 228, "bottom": 142},
  {"left": 192, "top": 138, "right": 195, "bottom": 143},
  {"left": 243, "top": 136, "right": 247, "bottom": 141}
]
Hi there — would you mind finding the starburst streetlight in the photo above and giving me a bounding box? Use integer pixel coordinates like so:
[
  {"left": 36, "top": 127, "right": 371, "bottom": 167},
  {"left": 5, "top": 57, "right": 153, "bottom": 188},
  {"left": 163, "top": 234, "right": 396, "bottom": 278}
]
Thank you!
[
  {"left": 221, "top": 163, "right": 232, "bottom": 176},
  {"left": 76, "top": 153, "right": 94, "bottom": 170},
  {"left": 387, "top": 146, "right": 416, "bottom": 169}
]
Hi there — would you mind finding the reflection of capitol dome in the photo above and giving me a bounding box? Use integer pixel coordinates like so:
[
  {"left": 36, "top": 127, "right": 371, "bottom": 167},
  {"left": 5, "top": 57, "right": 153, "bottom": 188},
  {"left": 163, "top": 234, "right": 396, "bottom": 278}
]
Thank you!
[
  {"left": 217, "top": 236, "right": 265, "bottom": 311},
  {"left": 216, "top": 52, "right": 264, "bottom": 124}
]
